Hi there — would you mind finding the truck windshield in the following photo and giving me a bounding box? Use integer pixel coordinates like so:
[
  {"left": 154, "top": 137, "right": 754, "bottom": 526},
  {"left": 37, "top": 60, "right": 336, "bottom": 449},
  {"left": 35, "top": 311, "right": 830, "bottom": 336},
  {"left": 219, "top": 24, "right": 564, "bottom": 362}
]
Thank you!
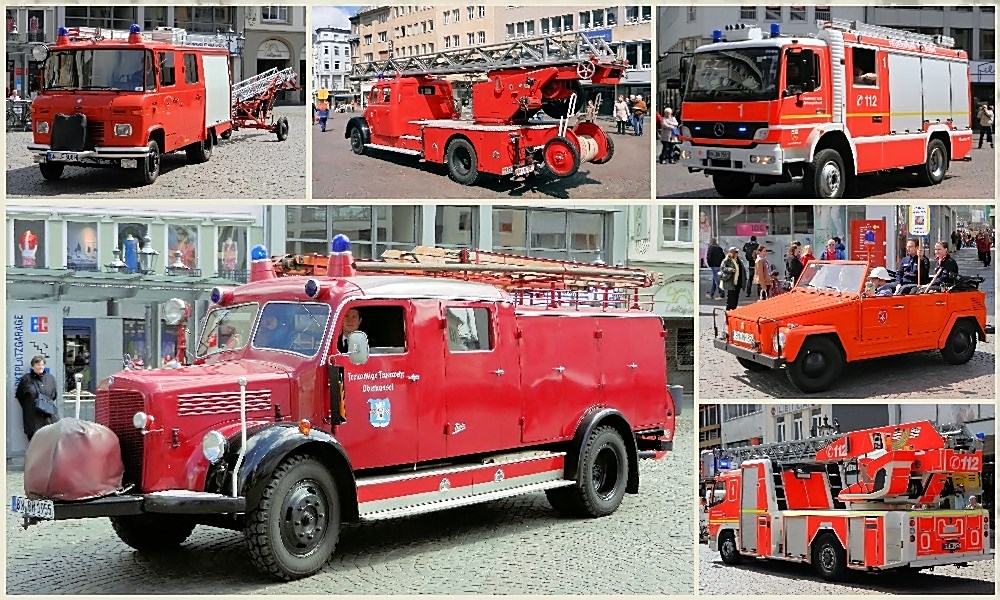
[
  {"left": 686, "top": 48, "right": 781, "bottom": 101},
  {"left": 197, "top": 304, "right": 258, "bottom": 357},
  {"left": 252, "top": 302, "right": 331, "bottom": 357},
  {"left": 797, "top": 262, "right": 868, "bottom": 294},
  {"left": 44, "top": 49, "right": 149, "bottom": 91}
]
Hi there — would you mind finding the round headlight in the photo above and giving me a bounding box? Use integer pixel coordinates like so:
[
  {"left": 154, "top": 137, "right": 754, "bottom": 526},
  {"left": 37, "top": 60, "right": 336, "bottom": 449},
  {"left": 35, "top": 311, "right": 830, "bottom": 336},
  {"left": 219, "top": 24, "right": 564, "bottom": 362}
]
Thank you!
[
  {"left": 133, "top": 411, "right": 151, "bottom": 429},
  {"left": 202, "top": 430, "right": 226, "bottom": 463}
]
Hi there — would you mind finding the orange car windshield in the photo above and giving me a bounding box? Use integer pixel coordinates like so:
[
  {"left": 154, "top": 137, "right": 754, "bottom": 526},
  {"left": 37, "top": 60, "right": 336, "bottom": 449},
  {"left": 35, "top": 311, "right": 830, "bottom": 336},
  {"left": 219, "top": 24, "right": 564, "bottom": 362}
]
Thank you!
[{"left": 797, "top": 262, "right": 868, "bottom": 294}]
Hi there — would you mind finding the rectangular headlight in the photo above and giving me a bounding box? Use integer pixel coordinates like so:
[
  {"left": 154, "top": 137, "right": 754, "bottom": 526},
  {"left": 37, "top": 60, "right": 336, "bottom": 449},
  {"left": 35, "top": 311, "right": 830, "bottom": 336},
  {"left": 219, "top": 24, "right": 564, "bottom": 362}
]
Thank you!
[
  {"left": 114, "top": 123, "right": 132, "bottom": 136},
  {"left": 36, "top": 121, "right": 49, "bottom": 134},
  {"left": 750, "top": 155, "right": 774, "bottom": 164}
]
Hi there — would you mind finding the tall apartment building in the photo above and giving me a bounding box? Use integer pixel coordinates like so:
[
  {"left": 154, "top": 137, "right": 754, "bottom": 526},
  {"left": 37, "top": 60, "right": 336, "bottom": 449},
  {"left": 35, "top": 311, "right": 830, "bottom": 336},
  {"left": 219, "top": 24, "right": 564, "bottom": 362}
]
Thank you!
[{"left": 313, "top": 26, "right": 352, "bottom": 103}]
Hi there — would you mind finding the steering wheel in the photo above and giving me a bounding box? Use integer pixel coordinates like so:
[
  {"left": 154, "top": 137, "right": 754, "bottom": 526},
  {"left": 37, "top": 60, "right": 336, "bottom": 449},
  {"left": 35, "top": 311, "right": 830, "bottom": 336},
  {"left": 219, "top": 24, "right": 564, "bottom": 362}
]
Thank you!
[{"left": 576, "top": 61, "right": 596, "bottom": 80}]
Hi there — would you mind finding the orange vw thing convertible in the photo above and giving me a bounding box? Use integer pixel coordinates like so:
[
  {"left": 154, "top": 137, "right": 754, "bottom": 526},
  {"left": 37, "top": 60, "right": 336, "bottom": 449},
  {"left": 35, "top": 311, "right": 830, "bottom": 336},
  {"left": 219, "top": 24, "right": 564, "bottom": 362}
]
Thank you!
[{"left": 713, "top": 259, "right": 991, "bottom": 393}]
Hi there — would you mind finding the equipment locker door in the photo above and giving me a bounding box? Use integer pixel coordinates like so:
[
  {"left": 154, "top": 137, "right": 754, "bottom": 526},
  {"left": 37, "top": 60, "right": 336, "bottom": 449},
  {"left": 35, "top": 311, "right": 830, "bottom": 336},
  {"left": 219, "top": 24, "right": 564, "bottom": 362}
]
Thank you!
[
  {"left": 740, "top": 462, "right": 765, "bottom": 553},
  {"left": 846, "top": 47, "right": 890, "bottom": 173}
]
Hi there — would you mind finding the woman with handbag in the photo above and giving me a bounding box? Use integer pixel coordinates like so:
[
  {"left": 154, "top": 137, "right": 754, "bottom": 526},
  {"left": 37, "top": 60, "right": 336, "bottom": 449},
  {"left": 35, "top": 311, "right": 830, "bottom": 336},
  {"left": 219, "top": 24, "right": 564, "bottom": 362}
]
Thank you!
[{"left": 15, "top": 355, "right": 60, "bottom": 440}]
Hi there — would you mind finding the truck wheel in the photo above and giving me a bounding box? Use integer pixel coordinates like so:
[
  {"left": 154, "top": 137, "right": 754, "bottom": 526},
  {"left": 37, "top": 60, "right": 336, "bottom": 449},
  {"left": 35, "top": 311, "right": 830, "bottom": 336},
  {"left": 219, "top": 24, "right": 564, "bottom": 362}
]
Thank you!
[
  {"left": 349, "top": 125, "right": 366, "bottom": 155},
  {"left": 110, "top": 514, "right": 196, "bottom": 551},
  {"left": 445, "top": 138, "right": 480, "bottom": 185},
  {"left": 541, "top": 136, "right": 581, "bottom": 178},
  {"left": 785, "top": 336, "right": 842, "bottom": 393},
  {"left": 39, "top": 162, "right": 64, "bottom": 180},
  {"left": 805, "top": 149, "right": 846, "bottom": 199},
  {"left": 736, "top": 357, "right": 770, "bottom": 372},
  {"left": 136, "top": 140, "right": 161, "bottom": 185},
  {"left": 591, "top": 135, "right": 615, "bottom": 165},
  {"left": 244, "top": 455, "right": 340, "bottom": 581},
  {"left": 712, "top": 173, "right": 753, "bottom": 198},
  {"left": 185, "top": 134, "right": 213, "bottom": 164},
  {"left": 941, "top": 320, "right": 977, "bottom": 364},
  {"left": 812, "top": 533, "right": 847, "bottom": 581},
  {"left": 546, "top": 426, "right": 628, "bottom": 517},
  {"left": 917, "top": 139, "right": 948, "bottom": 186},
  {"left": 719, "top": 531, "right": 743, "bottom": 565},
  {"left": 275, "top": 117, "right": 289, "bottom": 142}
]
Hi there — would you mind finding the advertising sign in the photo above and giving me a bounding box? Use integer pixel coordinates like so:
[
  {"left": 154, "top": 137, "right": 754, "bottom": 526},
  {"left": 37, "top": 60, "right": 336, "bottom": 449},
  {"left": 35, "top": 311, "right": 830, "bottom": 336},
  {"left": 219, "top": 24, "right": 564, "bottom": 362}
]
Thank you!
[
  {"left": 735, "top": 222, "right": 768, "bottom": 237},
  {"left": 909, "top": 205, "right": 929, "bottom": 236},
  {"left": 850, "top": 218, "right": 887, "bottom": 267}
]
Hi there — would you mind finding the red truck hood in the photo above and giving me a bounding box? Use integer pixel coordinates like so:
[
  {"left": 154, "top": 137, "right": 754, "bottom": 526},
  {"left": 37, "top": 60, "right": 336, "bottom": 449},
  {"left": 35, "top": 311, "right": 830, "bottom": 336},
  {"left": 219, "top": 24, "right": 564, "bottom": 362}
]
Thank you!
[
  {"left": 728, "top": 289, "right": 856, "bottom": 323},
  {"left": 105, "top": 359, "right": 292, "bottom": 397}
]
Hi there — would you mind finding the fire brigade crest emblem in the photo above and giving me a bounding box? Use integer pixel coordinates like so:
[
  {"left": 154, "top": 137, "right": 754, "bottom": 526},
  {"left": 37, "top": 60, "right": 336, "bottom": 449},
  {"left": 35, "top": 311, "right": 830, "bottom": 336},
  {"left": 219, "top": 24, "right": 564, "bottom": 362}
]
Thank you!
[
  {"left": 878, "top": 310, "right": 888, "bottom": 324},
  {"left": 368, "top": 398, "right": 391, "bottom": 428}
]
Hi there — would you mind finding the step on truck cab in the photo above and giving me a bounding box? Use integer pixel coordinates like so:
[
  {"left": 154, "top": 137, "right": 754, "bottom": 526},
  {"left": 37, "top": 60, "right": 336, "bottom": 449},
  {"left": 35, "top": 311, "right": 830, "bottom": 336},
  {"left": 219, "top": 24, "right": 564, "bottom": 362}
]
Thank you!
[
  {"left": 28, "top": 25, "right": 233, "bottom": 185},
  {"left": 679, "top": 19, "right": 973, "bottom": 199},
  {"left": 13, "top": 236, "right": 676, "bottom": 581}
]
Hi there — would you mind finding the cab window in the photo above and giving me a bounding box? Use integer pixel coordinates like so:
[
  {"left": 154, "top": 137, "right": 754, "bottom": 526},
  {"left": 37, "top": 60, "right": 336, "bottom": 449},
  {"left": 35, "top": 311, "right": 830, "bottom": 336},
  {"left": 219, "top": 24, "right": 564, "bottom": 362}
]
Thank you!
[
  {"left": 381, "top": 87, "right": 391, "bottom": 103},
  {"left": 158, "top": 52, "right": 176, "bottom": 87},
  {"left": 852, "top": 48, "right": 877, "bottom": 86},
  {"left": 785, "top": 49, "right": 819, "bottom": 91},
  {"left": 183, "top": 53, "right": 199, "bottom": 84},
  {"left": 252, "top": 302, "right": 330, "bottom": 356},
  {"left": 445, "top": 307, "right": 492, "bottom": 352},
  {"left": 341, "top": 305, "right": 407, "bottom": 354},
  {"left": 144, "top": 51, "right": 157, "bottom": 90}
]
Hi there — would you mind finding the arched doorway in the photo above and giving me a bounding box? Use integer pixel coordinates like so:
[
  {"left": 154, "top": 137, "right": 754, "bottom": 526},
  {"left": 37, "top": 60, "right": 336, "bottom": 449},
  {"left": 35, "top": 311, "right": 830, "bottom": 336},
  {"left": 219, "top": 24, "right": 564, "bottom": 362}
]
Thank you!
[{"left": 256, "top": 38, "right": 294, "bottom": 105}]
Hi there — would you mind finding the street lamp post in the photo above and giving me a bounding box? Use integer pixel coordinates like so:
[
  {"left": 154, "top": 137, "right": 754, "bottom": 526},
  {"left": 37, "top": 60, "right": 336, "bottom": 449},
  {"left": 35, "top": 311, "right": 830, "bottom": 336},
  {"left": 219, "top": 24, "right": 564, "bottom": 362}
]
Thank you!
[
  {"left": 218, "top": 25, "right": 246, "bottom": 80},
  {"left": 138, "top": 235, "right": 159, "bottom": 275}
]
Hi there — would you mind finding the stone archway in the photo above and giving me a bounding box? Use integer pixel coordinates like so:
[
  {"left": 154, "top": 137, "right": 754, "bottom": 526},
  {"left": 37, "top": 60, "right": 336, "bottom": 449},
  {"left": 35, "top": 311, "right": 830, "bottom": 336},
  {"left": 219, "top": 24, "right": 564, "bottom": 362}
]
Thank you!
[{"left": 256, "top": 38, "right": 294, "bottom": 104}]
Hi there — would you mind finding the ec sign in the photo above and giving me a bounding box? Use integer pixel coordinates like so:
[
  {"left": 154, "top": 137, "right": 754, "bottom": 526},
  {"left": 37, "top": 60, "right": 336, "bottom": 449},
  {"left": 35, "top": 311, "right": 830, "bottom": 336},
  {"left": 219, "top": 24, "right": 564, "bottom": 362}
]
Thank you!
[{"left": 30, "top": 316, "right": 49, "bottom": 333}]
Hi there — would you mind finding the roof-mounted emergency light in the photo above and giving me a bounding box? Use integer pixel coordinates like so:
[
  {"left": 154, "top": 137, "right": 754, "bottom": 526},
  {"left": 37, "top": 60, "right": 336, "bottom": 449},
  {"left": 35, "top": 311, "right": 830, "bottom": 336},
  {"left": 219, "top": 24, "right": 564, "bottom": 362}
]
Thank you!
[
  {"left": 128, "top": 23, "right": 142, "bottom": 44},
  {"left": 56, "top": 26, "right": 70, "bottom": 46},
  {"left": 770, "top": 23, "right": 780, "bottom": 38},
  {"left": 210, "top": 287, "right": 234, "bottom": 306},
  {"left": 304, "top": 278, "right": 329, "bottom": 300},
  {"left": 712, "top": 29, "right": 722, "bottom": 43},
  {"left": 327, "top": 234, "right": 356, "bottom": 279},
  {"left": 249, "top": 244, "right": 277, "bottom": 282}
]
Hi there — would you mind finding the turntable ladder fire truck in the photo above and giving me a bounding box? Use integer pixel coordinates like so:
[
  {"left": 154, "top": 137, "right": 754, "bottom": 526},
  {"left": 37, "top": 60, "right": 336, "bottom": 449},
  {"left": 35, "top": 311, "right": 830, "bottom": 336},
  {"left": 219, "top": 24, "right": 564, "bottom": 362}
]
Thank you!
[
  {"left": 346, "top": 32, "right": 628, "bottom": 185},
  {"left": 13, "top": 237, "right": 675, "bottom": 582},
  {"left": 229, "top": 67, "right": 297, "bottom": 141},
  {"left": 706, "top": 421, "right": 991, "bottom": 581},
  {"left": 679, "top": 19, "right": 973, "bottom": 199}
]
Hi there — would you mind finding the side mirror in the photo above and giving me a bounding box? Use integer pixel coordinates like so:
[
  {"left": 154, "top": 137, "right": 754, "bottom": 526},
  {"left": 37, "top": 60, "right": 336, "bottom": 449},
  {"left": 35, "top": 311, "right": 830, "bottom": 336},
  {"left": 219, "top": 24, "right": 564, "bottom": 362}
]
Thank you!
[{"left": 346, "top": 330, "right": 369, "bottom": 366}]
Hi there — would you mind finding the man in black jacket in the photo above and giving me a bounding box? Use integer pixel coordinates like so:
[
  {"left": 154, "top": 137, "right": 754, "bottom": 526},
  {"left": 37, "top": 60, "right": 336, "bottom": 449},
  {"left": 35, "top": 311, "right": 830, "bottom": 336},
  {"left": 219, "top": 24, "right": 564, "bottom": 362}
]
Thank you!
[
  {"left": 742, "top": 236, "right": 760, "bottom": 297},
  {"left": 706, "top": 238, "right": 726, "bottom": 300},
  {"left": 15, "top": 355, "right": 59, "bottom": 440}
]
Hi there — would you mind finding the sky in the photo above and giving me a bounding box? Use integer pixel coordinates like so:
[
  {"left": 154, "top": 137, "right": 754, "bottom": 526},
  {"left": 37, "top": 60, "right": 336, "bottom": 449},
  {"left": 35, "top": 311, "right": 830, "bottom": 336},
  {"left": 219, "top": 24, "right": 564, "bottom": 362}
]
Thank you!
[{"left": 313, "top": 6, "right": 361, "bottom": 30}]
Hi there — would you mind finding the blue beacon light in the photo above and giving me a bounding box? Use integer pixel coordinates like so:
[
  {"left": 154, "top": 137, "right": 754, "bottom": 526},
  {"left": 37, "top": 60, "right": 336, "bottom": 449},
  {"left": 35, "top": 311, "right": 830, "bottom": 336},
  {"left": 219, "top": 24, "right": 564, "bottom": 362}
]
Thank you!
[
  {"left": 331, "top": 234, "right": 351, "bottom": 253},
  {"left": 130, "top": 24, "right": 141, "bottom": 34},
  {"left": 58, "top": 27, "right": 69, "bottom": 36},
  {"left": 712, "top": 29, "right": 722, "bottom": 43},
  {"left": 770, "top": 23, "right": 780, "bottom": 37},
  {"left": 251, "top": 245, "right": 269, "bottom": 261}
]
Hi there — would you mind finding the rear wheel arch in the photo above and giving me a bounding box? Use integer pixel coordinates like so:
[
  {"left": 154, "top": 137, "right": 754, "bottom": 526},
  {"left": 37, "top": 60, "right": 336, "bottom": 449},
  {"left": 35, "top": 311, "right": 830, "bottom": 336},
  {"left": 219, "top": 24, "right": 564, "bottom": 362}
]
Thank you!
[{"left": 565, "top": 408, "right": 639, "bottom": 495}]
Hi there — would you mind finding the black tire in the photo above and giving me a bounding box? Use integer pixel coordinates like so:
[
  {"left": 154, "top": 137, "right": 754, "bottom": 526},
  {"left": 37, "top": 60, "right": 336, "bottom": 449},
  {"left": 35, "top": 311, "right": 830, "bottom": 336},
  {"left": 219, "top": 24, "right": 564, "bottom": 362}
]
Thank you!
[
  {"left": 812, "top": 533, "right": 847, "bottom": 581},
  {"left": 546, "top": 426, "right": 629, "bottom": 518},
  {"left": 39, "top": 162, "right": 64, "bottom": 180},
  {"left": 805, "top": 148, "right": 846, "bottom": 199},
  {"left": 349, "top": 125, "right": 366, "bottom": 155},
  {"left": 185, "top": 134, "right": 213, "bottom": 164},
  {"left": 712, "top": 173, "right": 754, "bottom": 198},
  {"left": 719, "top": 531, "right": 743, "bottom": 565},
  {"left": 244, "top": 455, "right": 340, "bottom": 581},
  {"left": 445, "top": 137, "right": 480, "bottom": 186},
  {"left": 276, "top": 117, "right": 289, "bottom": 142},
  {"left": 941, "top": 320, "right": 978, "bottom": 364},
  {"left": 136, "top": 139, "right": 161, "bottom": 185},
  {"left": 540, "top": 136, "right": 581, "bottom": 179},
  {"left": 591, "top": 135, "right": 615, "bottom": 165},
  {"left": 917, "top": 138, "right": 948, "bottom": 186},
  {"left": 785, "top": 336, "right": 843, "bottom": 394},
  {"left": 736, "top": 357, "right": 770, "bottom": 372},
  {"left": 110, "top": 514, "right": 196, "bottom": 551},
  {"left": 220, "top": 129, "right": 233, "bottom": 140}
]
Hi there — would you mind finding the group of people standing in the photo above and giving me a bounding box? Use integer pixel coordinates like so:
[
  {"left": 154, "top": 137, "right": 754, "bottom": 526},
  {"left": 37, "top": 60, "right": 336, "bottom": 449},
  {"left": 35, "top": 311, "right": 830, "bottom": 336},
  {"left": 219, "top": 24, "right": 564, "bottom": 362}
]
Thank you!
[{"left": 612, "top": 95, "right": 648, "bottom": 136}]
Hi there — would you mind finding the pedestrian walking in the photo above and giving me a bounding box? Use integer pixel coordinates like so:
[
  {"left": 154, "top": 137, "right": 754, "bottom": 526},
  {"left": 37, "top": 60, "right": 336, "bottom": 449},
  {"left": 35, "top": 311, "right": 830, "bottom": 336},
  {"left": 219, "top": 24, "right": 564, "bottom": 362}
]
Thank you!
[
  {"left": 14, "top": 355, "right": 60, "bottom": 441},
  {"left": 613, "top": 95, "right": 628, "bottom": 134},
  {"left": 720, "top": 247, "right": 746, "bottom": 311},
  {"left": 632, "top": 95, "right": 647, "bottom": 136},
  {"left": 315, "top": 99, "right": 330, "bottom": 132},
  {"left": 742, "top": 236, "right": 759, "bottom": 297},
  {"left": 583, "top": 99, "right": 596, "bottom": 123},
  {"left": 977, "top": 103, "right": 994, "bottom": 149},
  {"left": 659, "top": 108, "right": 679, "bottom": 164},
  {"left": 975, "top": 231, "right": 992, "bottom": 267},
  {"left": 754, "top": 247, "right": 773, "bottom": 300},
  {"left": 706, "top": 238, "right": 726, "bottom": 300}
]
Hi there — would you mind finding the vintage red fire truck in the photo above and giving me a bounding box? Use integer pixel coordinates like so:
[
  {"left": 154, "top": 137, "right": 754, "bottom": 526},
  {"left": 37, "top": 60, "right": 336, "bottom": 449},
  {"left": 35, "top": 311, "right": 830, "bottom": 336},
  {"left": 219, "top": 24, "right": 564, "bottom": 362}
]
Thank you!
[
  {"left": 707, "top": 421, "right": 991, "bottom": 580},
  {"left": 346, "top": 32, "right": 624, "bottom": 185},
  {"left": 27, "top": 25, "right": 294, "bottom": 185},
  {"left": 13, "top": 237, "right": 676, "bottom": 581},
  {"left": 678, "top": 19, "right": 974, "bottom": 199}
]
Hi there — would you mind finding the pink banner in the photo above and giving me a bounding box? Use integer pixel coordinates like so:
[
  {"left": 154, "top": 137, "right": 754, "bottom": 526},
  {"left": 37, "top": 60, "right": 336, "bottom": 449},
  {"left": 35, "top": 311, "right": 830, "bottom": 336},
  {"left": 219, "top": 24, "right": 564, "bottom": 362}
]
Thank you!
[{"left": 735, "top": 222, "right": 768, "bottom": 237}]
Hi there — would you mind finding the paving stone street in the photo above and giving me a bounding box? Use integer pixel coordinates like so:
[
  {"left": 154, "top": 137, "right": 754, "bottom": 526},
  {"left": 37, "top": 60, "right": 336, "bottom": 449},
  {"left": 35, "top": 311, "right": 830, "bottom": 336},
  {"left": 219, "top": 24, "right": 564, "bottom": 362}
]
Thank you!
[
  {"left": 5, "top": 414, "right": 694, "bottom": 595},
  {"left": 5, "top": 106, "right": 307, "bottom": 200}
]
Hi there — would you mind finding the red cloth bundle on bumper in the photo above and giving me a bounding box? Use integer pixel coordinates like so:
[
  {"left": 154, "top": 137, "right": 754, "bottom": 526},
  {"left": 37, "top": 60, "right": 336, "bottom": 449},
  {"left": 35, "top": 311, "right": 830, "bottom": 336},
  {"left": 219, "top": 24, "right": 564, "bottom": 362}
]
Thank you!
[{"left": 24, "top": 418, "right": 124, "bottom": 501}]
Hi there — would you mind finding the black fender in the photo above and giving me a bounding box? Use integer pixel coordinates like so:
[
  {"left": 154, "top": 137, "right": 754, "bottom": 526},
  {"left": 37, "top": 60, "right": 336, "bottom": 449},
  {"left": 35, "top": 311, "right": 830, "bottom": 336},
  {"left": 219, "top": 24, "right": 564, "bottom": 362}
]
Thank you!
[
  {"left": 565, "top": 408, "right": 640, "bottom": 494},
  {"left": 207, "top": 423, "right": 359, "bottom": 522},
  {"left": 345, "top": 116, "right": 370, "bottom": 143}
]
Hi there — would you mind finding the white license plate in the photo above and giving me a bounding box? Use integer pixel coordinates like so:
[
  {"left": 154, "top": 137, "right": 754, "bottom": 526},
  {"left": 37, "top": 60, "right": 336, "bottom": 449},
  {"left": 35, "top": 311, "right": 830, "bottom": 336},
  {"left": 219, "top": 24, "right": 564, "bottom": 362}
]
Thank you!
[
  {"left": 731, "top": 330, "right": 756, "bottom": 345},
  {"left": 46, "top": 151, "right": 80, "bottom": 162},
  {"left": 942, "top": 540, "right": 961, "bottom": 551},
  {"left": 514, "top": 164, "right": 534, "bottom": 177},
  {"left": 10, "top": 495, "right": 55, "bottom": 520},
  {"left": 708, "top": 150, "right": 730, "bottom": 160},
  {"left": 121, "top": 159, "right": 138, "bottom": 169}
]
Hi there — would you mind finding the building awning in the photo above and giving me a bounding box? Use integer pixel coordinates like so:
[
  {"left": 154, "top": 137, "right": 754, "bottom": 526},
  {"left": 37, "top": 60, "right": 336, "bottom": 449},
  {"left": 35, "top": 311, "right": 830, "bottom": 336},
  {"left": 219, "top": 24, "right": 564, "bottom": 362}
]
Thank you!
[{"left": 6, "top": 268, "right": 240, "bottom": 304}]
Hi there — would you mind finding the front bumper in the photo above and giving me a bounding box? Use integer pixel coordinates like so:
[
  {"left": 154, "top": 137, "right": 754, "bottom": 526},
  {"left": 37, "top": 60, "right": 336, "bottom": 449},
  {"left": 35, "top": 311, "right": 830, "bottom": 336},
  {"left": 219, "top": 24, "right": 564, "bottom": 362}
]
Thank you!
[
  {"left": 28, "top": 144, "right": 151, "bottom": 162},
  {"left": 680, "top": 142, "right": 786, "bottom": 176},
  {"left": 713, "top": 337, "right": 783, "bottom": 368},
  {"left": 16, "top": 491, "right": 246, "bottom": 527}
]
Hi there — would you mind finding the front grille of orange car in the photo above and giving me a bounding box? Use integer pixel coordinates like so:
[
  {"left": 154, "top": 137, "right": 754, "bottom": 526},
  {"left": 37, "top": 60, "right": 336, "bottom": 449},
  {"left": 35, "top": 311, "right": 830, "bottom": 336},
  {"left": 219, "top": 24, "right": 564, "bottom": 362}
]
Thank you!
[
  {"left": 95, "top": 388, "right": 144, "bottom": 490},
  {"left": 86, "top": 121, "right": 105, "bottom": 147}
]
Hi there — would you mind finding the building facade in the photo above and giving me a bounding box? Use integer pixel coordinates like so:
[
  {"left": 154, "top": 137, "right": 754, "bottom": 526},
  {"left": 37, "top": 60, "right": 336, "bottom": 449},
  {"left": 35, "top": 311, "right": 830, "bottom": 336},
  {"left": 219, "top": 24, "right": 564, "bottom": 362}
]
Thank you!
[
  {"left": 242, "top": 6, "right": 308, "bottom": 104},
  {"left": 720, "top": 403, "right": 766, "bottom": 448},
  {"left": 313, "top": 26, "right": 352, "bottom": 103}
]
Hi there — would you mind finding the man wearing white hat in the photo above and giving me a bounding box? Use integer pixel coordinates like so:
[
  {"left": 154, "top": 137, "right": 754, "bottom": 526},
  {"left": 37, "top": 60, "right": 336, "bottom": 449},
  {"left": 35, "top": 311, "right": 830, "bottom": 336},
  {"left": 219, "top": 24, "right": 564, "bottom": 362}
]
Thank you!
[{"left": 865, "top": 266, "right": 895, "bottom": 297}]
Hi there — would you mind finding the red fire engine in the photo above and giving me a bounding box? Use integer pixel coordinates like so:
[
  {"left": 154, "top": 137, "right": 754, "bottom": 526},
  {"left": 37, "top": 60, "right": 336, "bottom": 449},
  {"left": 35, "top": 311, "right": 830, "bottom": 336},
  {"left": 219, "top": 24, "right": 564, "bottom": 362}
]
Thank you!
[
  {"left": 27, "top": 25, "right": 296, "bottom": 185},
  {"left": 706, "top": 421, "right": 991, "bottom": 581},
  {"left": 679, "top": 19, "right": 974, "bottom": 199},
  {"left": 13, "top": 237, "right": 676, "bottom": 581},
  {"left": 346, "top": 32, "right": 625, "bottom": 185}
]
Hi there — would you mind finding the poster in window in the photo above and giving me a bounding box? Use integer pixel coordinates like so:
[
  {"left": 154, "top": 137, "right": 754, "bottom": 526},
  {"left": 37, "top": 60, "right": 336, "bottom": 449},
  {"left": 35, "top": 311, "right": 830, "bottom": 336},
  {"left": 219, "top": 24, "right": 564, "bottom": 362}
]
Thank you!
[
  {"left": 161, "top": 322, "right": 179, "bottom": 366},
  {"left": 66, "top": 221, "right": 99, "bottom": 270},
  {"left": 217, "top": 225, "right": 247, "bottom": 275},
  {"left": 123, "top": 318, "right": 148, "bottom": 369},
  {"left": 168, "top": 224, "right": 198, "bottom": 269},
  {"left": 14, "top": 219, "right": 46, "bottom": 268}
]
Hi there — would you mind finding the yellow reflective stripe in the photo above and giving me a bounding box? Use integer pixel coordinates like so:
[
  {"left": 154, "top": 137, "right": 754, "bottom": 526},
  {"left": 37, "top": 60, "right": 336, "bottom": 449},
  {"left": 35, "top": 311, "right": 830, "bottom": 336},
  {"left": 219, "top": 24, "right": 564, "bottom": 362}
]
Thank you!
[
  {"left": 908, "top": 510, "right": 988, "bottom": 518},
  {"left": 740, "top": 508, "right": 767, "bottom": 514},
  {"left": 709, "top": 518, "right": 740, "bottom": 524}
]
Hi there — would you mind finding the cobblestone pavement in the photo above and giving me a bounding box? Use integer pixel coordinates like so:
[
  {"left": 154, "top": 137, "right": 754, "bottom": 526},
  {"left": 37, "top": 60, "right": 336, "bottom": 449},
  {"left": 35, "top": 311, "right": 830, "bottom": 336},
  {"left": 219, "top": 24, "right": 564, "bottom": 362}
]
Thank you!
[
  {"left": 657, "top": 147, "right": 995, "bottom": 199},
  {"left": 5, "top": 106, "right": 307, "bottom": 199},
  {"left": 5, "top": 415, "right": 693, "bottom": 594},
  {"left": 313, "top": 112, "right": 652, "bottom": 200},
  {"left": 699, "top": 544, "right": 995, "bottom": 595},
  {"left": 698, "top": 246, "right": 996, "bottom": 399}
]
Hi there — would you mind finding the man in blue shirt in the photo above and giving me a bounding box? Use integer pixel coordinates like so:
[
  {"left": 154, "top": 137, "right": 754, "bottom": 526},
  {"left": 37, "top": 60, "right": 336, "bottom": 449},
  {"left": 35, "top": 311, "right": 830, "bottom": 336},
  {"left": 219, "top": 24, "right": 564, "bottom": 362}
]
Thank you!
[{"left": 895, "top": 238, "right": 930, "bottom": 290}]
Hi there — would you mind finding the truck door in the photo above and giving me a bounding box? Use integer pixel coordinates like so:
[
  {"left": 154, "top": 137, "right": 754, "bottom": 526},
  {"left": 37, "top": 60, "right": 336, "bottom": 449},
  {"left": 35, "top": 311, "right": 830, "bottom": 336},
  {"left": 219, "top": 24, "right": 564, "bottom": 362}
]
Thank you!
[
  {"left": 334, "top": 302, "right": 420, "bottom": 469},
  {"left": 907, "top": 294, "right": 950, "bottom": 337},
  {"left": 779, "top": 47, "right": 828, "bottom": 132},
  {"left": 739, "top": 462, "right": 763, "bottom": 554},
  {"left": 860, "top": 296, "right": 907, "bottom": 345},
  {"left": 156, "top": 51, "right": 179, "bottom": 151},
  {"left": 441, "top": 302, "right": 517, "bottom": 456},
  {"left": 846, "top": 46, "right": 890, "bottom": 173},
  {"left": 366, "top": 84, "right": 397, "bottom": 141},
  {"left": 177, "top": 52, "right": 207, "bottom": 147}
]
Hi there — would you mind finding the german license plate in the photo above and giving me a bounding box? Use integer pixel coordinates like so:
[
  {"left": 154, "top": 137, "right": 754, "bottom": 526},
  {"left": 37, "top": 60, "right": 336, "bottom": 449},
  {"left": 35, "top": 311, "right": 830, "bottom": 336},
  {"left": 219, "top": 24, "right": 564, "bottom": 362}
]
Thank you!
[
  {"left": 46, "top": 151, "right": 80, "bottom": 162},
  {"left": 731, "top": 330, "right": 755, "bottom": 345},
  {"left": 707, "top": 150, "right": 730, "bottom": 160},
  {"left": 514, "top": 164, "right": 533, "bottom": 177},
  {"left": 10, "top": 495, "right": 55, "bottom": 520},
  {"left": 942, "top": 540, "right": 961, "bottom": 551},
  {"left": 121, "top": 159, "right": 138, "bottom": 169}
]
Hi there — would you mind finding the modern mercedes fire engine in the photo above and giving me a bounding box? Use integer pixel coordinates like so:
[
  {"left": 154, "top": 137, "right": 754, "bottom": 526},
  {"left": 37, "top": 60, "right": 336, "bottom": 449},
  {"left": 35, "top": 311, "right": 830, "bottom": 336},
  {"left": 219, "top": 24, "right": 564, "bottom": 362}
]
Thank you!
[
  {"left": 345, "top": 32, "right": 626, "bottom": 185},
  {"left": 13, "top": 237, "right": 676, "bottom": 581},
  {"left": 679, "top": 19, "right": 973, "bottom": 199},
  {"left": 706, "top": 421, "right": 991, "bottom": 581},
  {"left": 27, "top": 25, "right": 295, "bottom": 185}
]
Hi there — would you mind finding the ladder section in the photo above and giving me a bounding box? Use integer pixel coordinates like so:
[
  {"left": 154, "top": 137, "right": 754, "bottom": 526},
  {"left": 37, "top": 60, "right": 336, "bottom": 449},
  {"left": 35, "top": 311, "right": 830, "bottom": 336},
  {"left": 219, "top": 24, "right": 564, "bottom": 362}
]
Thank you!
[
  {"left": 350, "top": 31, "right": 623, "bottom": 80},
  {"left": 716, "top": 433, "right": 843, "bottom": 468},
  {"left": 233, "top": 67, "right": 297, "bottom": 104},
  {"left": 771, "top": 461, "right": 787, "bottom": 511},
  {"left": 826, "top": 462, "right": 846, "bottom": 509},
  {"left": 820, "top": 18, "right": 955, "bottom": 48}
]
